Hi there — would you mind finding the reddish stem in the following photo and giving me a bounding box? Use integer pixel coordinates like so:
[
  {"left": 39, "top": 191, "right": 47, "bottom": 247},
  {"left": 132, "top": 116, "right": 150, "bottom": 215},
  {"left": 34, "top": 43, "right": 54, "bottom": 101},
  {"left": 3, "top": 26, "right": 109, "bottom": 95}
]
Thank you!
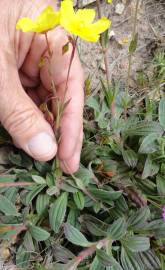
[
  {"left": 61, "top": 36, "right": 78, "bottom": 107},
  {"left": 0, "top": 182, "right": 34, "bottom": 188},
  {"left": 76, "top": 238, "right": 110, "bottom": 264}
]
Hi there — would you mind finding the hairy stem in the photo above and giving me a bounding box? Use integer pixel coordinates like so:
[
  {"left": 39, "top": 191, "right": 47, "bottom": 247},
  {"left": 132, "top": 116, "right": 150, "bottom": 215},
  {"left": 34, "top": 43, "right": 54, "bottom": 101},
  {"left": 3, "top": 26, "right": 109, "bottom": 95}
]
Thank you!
[{"left": 76, "top": 238, "right": 110, "bottom": 264}]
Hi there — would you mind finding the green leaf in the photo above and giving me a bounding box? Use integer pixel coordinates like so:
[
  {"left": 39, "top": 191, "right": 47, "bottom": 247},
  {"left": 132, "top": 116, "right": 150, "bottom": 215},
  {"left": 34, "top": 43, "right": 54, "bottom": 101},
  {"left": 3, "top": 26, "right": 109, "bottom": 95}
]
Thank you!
[
  {"left": 138, "top": 133, "right": 159, "bottom": 153},
  {"left": 85, "top": 220, "right": 107, "bottom": 237},
  {"left": 124, "top": 121, "right": 164, "bottom": 137},
  {"left": 0, "top": 194, "right": 19, "bottom": 216},
  {"left": 96, "top": 249, "right": 113, "bottom": 267},
  {"left": 32, "top": 175, "right": 46, "bottom": 184},
  {"left": 145, "top": 220, "right": 165, "bottom": 238},
  {"left": 16, "top": 245, "right": 30, "bottom": 269},
  {"left": 0, "top": 174, "right": 16, "bottom": 183},
  {"left": 24, "top": 185, "right": 46, "bottom": 205},
  {"left": 89, "top": 188, "right": 122, "bottom": 203},
  {"left": 106, "top": 256, "right": 124, "bottom": 270},
  {"left": 47, "top": 263, "right": 64, "bottom": 270},
  {"left": 29, "top": 225, "right": 50, "bottom": 241},
  {"left": 123, "top": 236, "right": 150, "bottom": 252},
  {"left": 67, "top": 209, "right": 80, "bottom": 228},
  {"left": 46, "top": 186, "right": 59, "bottom": 196},
  {"left": 122, "top": 149, "right": 138, "bottom": 168},
  {"left": 89, "top": 188, "right": 122, "bottom": 201},
  {"left": 61, "top": 181, "right": 78, "bottom": 193},
  {"left": 5, "top": 187, "right": 17, "bottom": 203},
  {"left": 64, "top": 223, "right": 92, "bottom": 247},
  {"left": 90, "top": 256, "right": 104, "bottom": 270},
  {"left": 73, "top": 191, "right": 85, "bottom": 210},
  {"left": 8, "top": 152, "right": 22, "bottom": 166},
  {"left": 36, "top": 194, "right": 50, "bottom": 215},
  {"left": 139, "top": 250, "right": 160, "bottom": 270},
  {"left": 107, "top": 218, "right": 127, "bottom": 240},
  {"left": 86, "top": 96, "right": 100, "bottom": 112},
  {"left": 34, "top": 160, "right": 51, "bottom": 174},
  {"left": 23, "top": 231, "right": 35, "bottom": 252},
  {"left": 62, "top": 259, "right": 80, "bottom": 270},
  {"left": 53, "top": 244, "right": 74, "bottom": 263},
  {"left": 127, "top": 207, "right": 150, "bottom": 229},
  {"left": 129, "top": 33, "right": 138, "bottom": 54},
  {"left": 121, "top": 247, "right": 143, "bottom": 270},
  {"left": 62, "top": 42, "right": 69, "bottom": 55},
  {"left": 142, "top": 156, "right": 159, "bottom": 179},
  {"left": 74, "top": 166, "right": 93, "bottom": 186},
  {"left": 156, "top": 175, "right": 165, "bottom": 196},
  {"left": 49, "top": 192, "right": 68, "bottom": 233},
  {"left": 159, "top": 97, "right": 165, "bottom": 129}
]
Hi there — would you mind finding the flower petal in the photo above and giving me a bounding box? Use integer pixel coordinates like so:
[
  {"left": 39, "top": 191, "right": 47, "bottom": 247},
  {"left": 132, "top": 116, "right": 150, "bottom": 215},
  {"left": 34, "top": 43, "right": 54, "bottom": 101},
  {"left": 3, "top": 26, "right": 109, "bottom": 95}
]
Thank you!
[
  {"left": 16, "top": 6, "right": 60, "bottom": 33},
  {"left": 60, "top": 0, "right": 111, "bottom": 42},
  {"left": 34, "top": 6, "right": 60, "bottom": 32},
  {"left": 75, "top": 9, "right": 95, "bottom": 24},
  {"left": 60, "top": 0, "right": 75, "bottom": 28},
  {"left": 16, "top": 17, "right": 34, "bottom": 32},
  {"left": 75, "top": 26, "right": 100, "bottom": 42},
  {"left": 90, "top": 17, "right": 111, "bottom": 34}
]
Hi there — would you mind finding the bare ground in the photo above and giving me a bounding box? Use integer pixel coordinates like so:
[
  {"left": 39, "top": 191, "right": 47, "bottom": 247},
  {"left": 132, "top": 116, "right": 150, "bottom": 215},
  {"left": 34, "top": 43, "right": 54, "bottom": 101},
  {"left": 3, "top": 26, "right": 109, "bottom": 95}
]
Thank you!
[{"left": 78, "top": 0, "right": 165, "bottom": 92}]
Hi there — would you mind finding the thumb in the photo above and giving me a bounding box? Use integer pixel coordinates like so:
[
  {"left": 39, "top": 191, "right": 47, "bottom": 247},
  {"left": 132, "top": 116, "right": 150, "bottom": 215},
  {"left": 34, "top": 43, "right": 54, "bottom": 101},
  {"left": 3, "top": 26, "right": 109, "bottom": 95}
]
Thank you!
[{"left": 0, "top": 53, "right": 57, "bottom": 161}]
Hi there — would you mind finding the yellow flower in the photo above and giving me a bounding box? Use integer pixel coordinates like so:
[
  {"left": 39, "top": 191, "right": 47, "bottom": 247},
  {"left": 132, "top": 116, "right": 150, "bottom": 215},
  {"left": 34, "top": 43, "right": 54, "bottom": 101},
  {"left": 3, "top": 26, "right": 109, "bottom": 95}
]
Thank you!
[
  {"left": 60, "top": 0, "right": 111, "bottom": 42},
  {"left": 107, "top": 0, "right": 112, "bottom": 3},
  {"left": 16, "top": 6, "right": 60, "bottom": 33}
]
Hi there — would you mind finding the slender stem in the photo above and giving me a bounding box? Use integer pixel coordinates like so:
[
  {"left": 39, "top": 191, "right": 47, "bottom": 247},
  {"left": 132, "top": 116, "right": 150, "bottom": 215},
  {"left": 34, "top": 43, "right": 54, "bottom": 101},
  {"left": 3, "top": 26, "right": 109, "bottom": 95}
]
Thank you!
[
  {"left": 96, "top": 0, "right": 110, "bottom": 88},
  {"left": 61, "top": 36, "right": 78, "bottom": 111},
  {"left": 104, "top": 49, "right": 111, "bottom": 88},
  {"left": 132, "top": 0, "right": 139, "bottom": 37},
  {"left": 0, "top": 182, "right": 34, "bottom": 188},
  {"left": 45, "top": 32, "right": 52, "bottom": 57},
  {"left": 96, "top": 0, "right": 102, "bottom": 19},
  {"left": 127, "top": 0, "right": 140, "bottom": 90},
  {"left": 76, "top": 238, "right": 110, "bottom": 264},
  {"left": 43, "top": 34, "right": 78, "bottom": 192},
  {"left": 55, "top": 36, "right": 78, "bottom": 141},
  {"left": 44, "top": 33, "right": 56, "bottom": 98}
]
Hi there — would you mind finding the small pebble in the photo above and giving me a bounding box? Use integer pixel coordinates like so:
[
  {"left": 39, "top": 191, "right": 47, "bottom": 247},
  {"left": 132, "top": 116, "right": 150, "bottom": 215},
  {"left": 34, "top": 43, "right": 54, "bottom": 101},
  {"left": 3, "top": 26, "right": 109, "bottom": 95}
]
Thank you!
[{"left": 115, "top": 3, "right": 125, "bottom": 15}]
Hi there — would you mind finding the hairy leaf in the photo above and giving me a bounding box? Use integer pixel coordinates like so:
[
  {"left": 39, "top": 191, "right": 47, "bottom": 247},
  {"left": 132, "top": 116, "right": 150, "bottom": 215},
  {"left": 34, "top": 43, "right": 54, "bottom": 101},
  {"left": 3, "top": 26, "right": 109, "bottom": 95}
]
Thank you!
[
  {"left": 64, "top": 223, "right": 92, "bottom": 247},
  {"left": 49, "top": 192, "right": 68, "bottom": 233}
]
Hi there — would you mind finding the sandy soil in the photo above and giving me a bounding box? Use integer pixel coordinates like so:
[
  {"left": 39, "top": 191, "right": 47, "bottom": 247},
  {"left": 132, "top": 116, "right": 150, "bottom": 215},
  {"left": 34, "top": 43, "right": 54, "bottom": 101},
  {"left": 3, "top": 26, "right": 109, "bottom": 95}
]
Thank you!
[{"left": 78, "top": 0, "right": 165, "bottom": 91}]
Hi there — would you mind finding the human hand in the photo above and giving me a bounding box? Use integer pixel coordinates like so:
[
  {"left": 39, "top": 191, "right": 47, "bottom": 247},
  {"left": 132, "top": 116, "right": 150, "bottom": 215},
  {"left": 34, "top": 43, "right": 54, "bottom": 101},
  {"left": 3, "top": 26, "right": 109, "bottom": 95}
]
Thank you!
[{"left": 0, "top": 0, "right": 84, "bottom": 173}]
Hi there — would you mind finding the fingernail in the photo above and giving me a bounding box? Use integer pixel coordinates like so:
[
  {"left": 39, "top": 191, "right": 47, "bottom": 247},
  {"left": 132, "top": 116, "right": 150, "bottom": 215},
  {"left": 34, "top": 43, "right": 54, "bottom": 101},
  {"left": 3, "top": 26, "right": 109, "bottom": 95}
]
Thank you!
[{"left": 27, "top": 132, "right": 57, "bottom": 160}]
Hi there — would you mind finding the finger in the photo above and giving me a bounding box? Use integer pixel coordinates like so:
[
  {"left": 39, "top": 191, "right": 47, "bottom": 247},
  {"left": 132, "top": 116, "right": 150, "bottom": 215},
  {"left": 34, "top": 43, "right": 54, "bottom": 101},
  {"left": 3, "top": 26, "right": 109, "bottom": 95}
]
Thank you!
[
  {"left": 0, "top": 52, "right": 57, "bottom": 161},
  {"left": 56, "top": 79, "right": 84, "bottom": 160},
  {"left": 60, "top": 129, "right": 83, "bottom": 174}
]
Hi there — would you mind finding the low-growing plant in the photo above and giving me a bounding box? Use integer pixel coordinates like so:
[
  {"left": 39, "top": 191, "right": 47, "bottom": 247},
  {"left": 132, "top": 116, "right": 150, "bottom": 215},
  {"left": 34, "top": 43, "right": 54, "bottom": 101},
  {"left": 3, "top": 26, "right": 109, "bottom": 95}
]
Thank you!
[
  {"left": 0, "top": 84, "right": 165, "bottom": 270},
  {"left": 0, "top": 0, "right": 165, "bottom": 270}
]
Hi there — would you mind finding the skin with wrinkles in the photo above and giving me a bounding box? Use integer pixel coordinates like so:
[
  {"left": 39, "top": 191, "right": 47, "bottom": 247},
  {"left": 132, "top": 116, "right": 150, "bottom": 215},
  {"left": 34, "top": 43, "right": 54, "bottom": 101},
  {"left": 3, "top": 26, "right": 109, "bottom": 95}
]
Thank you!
[{"left": 0, "top": 0, "right": 84, "bottom": 173}]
